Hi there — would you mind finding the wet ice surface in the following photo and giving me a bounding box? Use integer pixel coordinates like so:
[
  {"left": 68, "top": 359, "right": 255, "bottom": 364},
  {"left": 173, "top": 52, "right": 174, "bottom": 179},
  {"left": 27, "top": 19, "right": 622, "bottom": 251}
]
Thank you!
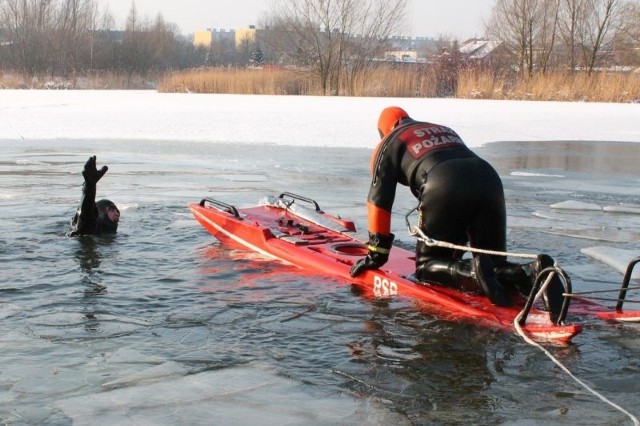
[
  {"left": 1, "top": 138, "right": 640, "bottom": 425},
  {"left": 483, "top": 141, "right": 640, "bottom": 293}
]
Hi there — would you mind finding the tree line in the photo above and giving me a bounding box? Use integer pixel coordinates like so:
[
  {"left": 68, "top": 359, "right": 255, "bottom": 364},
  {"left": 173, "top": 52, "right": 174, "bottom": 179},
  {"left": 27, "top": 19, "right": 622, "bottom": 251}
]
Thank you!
[
  {"left": 487, "top": 0, "right": 640, "bottom": 76},
  {"left": 1, "top": 0, "right": 638, "bottom": 92},
  {"left": 0, "top": 0, "right": 205, "bottom": 81}
]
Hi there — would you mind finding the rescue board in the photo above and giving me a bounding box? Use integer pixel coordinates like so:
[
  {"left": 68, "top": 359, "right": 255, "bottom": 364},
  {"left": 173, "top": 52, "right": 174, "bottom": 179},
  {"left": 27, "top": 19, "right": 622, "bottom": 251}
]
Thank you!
[{"left": 190, "top": 192, "right": 640, "bottom": 344}]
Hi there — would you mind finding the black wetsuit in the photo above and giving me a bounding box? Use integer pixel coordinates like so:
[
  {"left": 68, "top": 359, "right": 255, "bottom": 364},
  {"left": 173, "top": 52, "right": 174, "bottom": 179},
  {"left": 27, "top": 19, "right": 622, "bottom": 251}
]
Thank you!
[
  {"left": 367, "top": 118, "right": 506, "bottom": 289},
  {"left": 69, "top": 156, "right": 118, "bottom": 236},
  {"left": 70, "top": 186, "right": 118, "bottom": 236}
]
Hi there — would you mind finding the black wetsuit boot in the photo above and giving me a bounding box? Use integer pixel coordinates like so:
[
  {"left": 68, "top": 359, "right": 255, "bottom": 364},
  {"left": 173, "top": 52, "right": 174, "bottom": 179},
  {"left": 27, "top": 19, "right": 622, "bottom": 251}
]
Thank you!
[
  {"left": 473, "top": 255, "right": 512, "bottom": 307},
  {"left": 494, "top": 262, "right": 533, "bottom": 295},
  {"left": 416, "top": 256, "right": 511, "bottom": 307},
  {"left": 494, "top": 255, "right": 566, "bottom": 322}
]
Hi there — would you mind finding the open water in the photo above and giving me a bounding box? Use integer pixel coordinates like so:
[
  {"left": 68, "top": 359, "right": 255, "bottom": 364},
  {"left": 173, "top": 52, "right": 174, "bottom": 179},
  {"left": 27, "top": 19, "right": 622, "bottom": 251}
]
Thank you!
[{"left": 1, "top": 137, "right": 640, "bottom": 425}]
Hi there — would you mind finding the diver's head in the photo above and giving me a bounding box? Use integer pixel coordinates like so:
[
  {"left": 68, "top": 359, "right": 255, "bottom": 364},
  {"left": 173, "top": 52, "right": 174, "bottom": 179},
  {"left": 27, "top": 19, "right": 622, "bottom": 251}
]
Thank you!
[
  {"left": 378, "top": 106, "right": 409, "bottom": 138},
  {"left": 377, "top": 106, "right": 409, "bottom": 139},
  {"left": 95, "top": 199, "right": 119, "bottom": 234}
]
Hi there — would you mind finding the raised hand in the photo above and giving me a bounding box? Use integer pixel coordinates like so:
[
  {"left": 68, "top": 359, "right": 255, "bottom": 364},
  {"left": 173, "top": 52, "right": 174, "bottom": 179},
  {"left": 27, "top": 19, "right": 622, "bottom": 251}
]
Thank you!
[{"left": 82, "top": 155, "right": 108, "bottom": 185}]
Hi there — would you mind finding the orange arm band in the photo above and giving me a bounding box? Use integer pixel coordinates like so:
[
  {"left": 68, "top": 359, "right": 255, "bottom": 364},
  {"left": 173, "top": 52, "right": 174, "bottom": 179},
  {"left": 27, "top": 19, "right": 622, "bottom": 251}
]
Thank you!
[{"left": 367, "top": 202, "right": 392, "bottom": 236}]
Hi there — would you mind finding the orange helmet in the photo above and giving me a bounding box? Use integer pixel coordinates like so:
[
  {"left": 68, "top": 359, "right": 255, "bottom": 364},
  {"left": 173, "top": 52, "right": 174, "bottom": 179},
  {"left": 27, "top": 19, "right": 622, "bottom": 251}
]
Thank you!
[{"left": 377, "top": 106, "right": 409, "bottom": 138}]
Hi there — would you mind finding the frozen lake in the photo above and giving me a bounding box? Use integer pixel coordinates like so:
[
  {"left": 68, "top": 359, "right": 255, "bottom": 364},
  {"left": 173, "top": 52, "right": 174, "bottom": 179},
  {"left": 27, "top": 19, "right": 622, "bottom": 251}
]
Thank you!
[{"left": 1, "top": 92, "right": 639, "bottom": 425}]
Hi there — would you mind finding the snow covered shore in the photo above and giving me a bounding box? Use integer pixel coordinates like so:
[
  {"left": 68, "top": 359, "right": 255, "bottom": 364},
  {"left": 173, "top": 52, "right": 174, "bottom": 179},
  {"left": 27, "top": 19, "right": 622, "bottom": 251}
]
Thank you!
[{"left": 1, "top": 90, "right": 638, "bottom": 148}]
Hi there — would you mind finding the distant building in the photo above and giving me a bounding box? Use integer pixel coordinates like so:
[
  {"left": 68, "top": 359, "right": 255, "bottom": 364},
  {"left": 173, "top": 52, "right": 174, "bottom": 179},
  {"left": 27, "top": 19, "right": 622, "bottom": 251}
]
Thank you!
[
  {"left": 380, "top": 36, "right": 444, "bottom": 63},
  {"left": 193, "top": 31, "right": 212, "bottom": 47},
  {"left": 235, "top": 26, "right": 257, "bottom": 48},
  {"left": 193, "top": 28, "right": 236, "bottom": 48},
  {"left": 459, "top": 38, "right": 511, "bottom": 68},
  {"left": 194, "top": 26, "right": 442, "bottom": 57},
  {"left": 459, "top": 39, "right": 501, "bottom": 60},
  {"left": 193, "top": 26, "right": 261, "bottom": 49},
  {"left": 385, "top": 50, "right": 418, "bottom": 62}
]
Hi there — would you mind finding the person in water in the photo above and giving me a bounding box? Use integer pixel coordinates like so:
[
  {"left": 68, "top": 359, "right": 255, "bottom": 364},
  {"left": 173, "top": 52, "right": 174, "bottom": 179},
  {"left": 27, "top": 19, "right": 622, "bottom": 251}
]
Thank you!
[
  {"left": 350, "top": 106, "right": 565, "bottom": 320},
  {"left": 69, "top": 155, "right": 120, "bottom": 236}
]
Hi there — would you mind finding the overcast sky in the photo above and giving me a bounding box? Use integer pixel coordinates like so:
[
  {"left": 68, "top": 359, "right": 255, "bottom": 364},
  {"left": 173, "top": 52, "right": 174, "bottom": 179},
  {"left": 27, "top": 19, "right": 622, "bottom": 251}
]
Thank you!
[{"left": 104, "top": 0, "right": 494, "bottom": 40}]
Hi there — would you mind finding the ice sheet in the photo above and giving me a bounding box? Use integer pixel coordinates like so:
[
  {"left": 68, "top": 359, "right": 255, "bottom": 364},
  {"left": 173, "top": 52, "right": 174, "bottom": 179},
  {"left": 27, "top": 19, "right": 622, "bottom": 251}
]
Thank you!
[
  {"left": 581, "top": 246, "right": 640, "bottom": 279},
  {"left": 550, "top": 200, "right": 602, "bottom": 211},
  {"left": 603, "top": 205, "right": 640, "bottom": 214},
  {"left": 56, "top": 363, "right": 405, "bottom": 425}
]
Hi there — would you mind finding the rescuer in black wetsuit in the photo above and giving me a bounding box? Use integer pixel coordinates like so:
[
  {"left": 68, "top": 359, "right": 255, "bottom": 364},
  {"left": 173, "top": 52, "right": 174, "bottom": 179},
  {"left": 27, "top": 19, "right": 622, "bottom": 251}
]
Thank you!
[
  {"left": 350, "top": 107, "right": 565, "bottom": 319},
  {"left": 69, "top": 156, "right": 120, "bottom": 236}
]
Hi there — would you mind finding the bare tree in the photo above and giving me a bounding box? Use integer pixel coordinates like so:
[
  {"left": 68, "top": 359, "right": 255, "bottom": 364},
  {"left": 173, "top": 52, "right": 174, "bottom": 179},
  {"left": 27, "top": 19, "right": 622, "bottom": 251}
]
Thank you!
[
  {"left": 147, "top": 13, "right": 180, "bottom": 70},
  {"left": 57, "top": 0, "right": 99, "bottom": 83},
  {"left": 269, "top": 0, "right": 350, "bottom": 95},
  {"left": 536, "top": 0, "right": 559, "bottom": 73},
  {"left": 558, "top": 0, "right": 588, "bottom": 71},
  {"left": 121, "top": 1, "right": 155, "bottom": 76},
  {"left": 0, "top": 0, "right": 204, "bottom": 80},
  {"left": 341, "top": 0, "right": 406, "bottom": 95},
  {"left": 621, "top": 1, "right": 640, "bottom": 42},
  {"left": 616, "top": 1, "right": 640, "bottom": 65},
  {"left": 267, "top": 0, "right": 406, "bottom": 95},
  {"left": 0, "top": 0, "right": 58, "bottom": 74},
  {"left": 487, "top": 0, "right": 534, "bottom": 77},
  {"left": 487, "top": 0, "right": 559, "bottom": 77},
  {"left": 578, "top": 0, "right": 625, "bottom": 74}
]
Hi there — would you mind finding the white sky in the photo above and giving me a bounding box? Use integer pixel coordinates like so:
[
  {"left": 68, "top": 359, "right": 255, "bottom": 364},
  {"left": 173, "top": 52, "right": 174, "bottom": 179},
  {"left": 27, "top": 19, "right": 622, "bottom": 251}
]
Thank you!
[{"left": 103, "top": 0, "right": 494, "bottom": 39}]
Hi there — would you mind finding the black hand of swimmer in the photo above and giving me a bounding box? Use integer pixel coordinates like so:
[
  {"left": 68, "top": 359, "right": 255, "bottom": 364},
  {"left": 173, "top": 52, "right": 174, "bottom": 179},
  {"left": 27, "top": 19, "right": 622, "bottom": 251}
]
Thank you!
[{"left": 82, "top": 156, "right": 108, "bottom": 185}]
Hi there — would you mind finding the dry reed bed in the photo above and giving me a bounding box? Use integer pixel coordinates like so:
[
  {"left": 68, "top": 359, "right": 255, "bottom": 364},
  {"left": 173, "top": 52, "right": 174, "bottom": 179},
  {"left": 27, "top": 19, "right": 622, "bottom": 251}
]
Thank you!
[
  {"left": 0, "top": 72, "right": 159, "bottom": 90},
  {"left": 2, "top": 67, "right": 638, "bottom": 103},
  {"left": 157, "top": 68, "right": 317, "bottom": 95},
  {"left": 158, "top": 67, "right": 640, "bottom": 103},
  {"left": 457, "top": 70, "right": 640, "bottom": 103}
]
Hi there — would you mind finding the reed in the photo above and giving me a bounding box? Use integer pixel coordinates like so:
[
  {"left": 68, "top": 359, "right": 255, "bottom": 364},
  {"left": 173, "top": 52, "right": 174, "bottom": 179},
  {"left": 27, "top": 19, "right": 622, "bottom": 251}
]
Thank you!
[
  {"left": 3, "top": 66, "right": 637, "bottom": 103},
  {"left": 456, "top": 69, "right": 507, "bottom": 100},
  {"left": 456, "top": 69, "right": 640, "bottom": 103},
  {"left": 157, "top": 67, "right": 318, "bottom": 95},
  {"left": 0, "top": 71, "right": 158, "bottom": 90},
  {"left": 157, "top": 65, "right": 443, "bottom": 97},
  {"left": 345, "top": 65, "right": 439, "bottom": 97},
  {"left": 159, "top": 66, "right": 639, "bottom": 103}
]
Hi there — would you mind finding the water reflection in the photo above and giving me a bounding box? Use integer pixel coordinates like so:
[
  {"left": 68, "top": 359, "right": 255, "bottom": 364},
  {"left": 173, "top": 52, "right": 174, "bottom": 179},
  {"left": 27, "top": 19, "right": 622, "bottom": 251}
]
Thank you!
[
  {"left": 335, "top": 297, "right": 510, "bottom": 423},
  {"left": 74, "top": 236, "right": 109, "bottom": 296},
  {"left": 482, "top": 140, "right": 640, "bottom": 176}
]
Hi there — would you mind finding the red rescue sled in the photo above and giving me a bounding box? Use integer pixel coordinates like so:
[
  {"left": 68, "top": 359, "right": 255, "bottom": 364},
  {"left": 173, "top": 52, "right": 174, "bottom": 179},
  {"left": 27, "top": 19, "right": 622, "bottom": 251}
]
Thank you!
[{"left": 190, "top": 192, "right": 640, "bottom": 344}]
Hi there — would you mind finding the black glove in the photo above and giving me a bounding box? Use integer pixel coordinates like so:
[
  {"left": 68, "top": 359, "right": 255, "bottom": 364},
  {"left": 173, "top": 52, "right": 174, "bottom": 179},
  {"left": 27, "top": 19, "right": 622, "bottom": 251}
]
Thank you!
[
  {"left": 82, "top": 155, "right": 108, "bottom": 185},
  {"left": 350, "top": 232, "right": 394, "bottom": 277}
]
